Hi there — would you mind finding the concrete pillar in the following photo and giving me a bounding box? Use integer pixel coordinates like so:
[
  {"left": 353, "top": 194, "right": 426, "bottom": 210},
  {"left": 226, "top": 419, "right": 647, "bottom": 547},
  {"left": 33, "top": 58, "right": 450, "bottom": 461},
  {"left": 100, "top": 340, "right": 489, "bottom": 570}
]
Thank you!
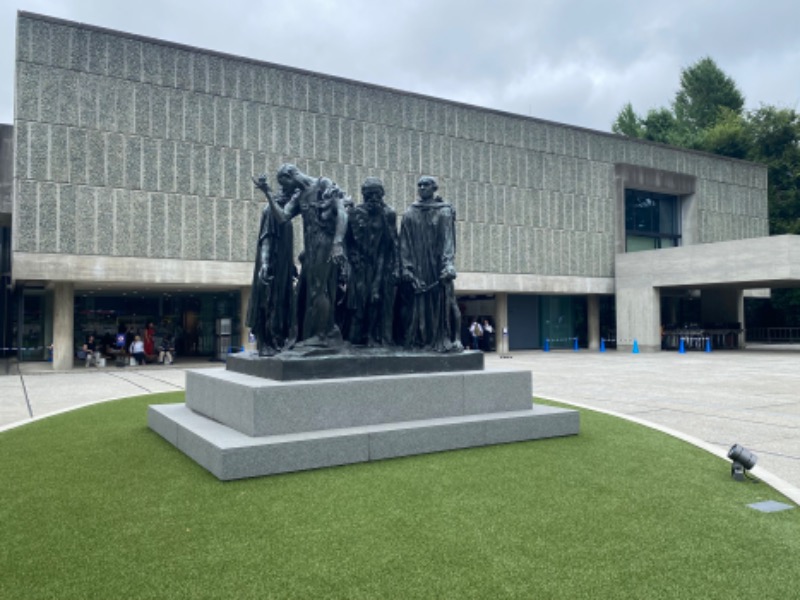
[
  {"left": 494, "top": 292, "right": 509, "bottom": 354},
  {"left": 43, "top": 290, "right": 54, "bottom": 361},
  {"left": 239, "top": 285, "right": 254, "bottom": 352},
  {"left": 616, "top": 285, "right": 661, "bottom": 352},
  {"left": 52, "top": 282, "right": 74, "bottom": 370},
  {"left": 587, "top": 294, "right": 600, "bottom": 350},
  {"left": 737, "top": 291, "right": 745, "bottom": 349}
]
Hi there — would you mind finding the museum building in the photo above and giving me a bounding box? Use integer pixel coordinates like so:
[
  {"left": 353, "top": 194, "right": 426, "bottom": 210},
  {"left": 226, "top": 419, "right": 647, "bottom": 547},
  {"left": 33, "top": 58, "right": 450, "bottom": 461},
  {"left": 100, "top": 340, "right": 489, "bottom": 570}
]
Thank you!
[{"left": 5, "top": 11, "right": 800, "bottom": 371}]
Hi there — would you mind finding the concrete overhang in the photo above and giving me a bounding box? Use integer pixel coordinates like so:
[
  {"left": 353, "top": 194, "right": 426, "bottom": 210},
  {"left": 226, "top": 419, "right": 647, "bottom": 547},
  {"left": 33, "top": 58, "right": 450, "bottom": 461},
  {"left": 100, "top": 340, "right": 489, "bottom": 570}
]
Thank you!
[
  {"left": 616, "top": 235, "right": 800, "bottom": 290},
  {"left": 457, "top": 272, "right": 615, "bottom": 295},
  {"left": 12, "top": 252, "right": 251, "bottom": 289}
]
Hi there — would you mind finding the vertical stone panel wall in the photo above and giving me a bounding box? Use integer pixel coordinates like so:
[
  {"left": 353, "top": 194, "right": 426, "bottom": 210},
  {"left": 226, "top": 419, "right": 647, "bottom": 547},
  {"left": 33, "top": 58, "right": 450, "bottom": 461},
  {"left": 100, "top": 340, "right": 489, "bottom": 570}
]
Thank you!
[
  {"left": 0, "top": 125, "right": 12, "bottom": 223},
  {"left": 13, "top": 13, "right": 768, "bottom": 280}
]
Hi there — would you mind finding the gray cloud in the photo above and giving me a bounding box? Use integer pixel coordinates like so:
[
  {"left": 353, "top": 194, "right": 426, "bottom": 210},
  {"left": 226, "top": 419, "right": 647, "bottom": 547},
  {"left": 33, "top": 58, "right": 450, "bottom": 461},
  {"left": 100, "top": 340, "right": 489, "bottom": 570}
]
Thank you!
[{"left": 2, "top": 0, "right": 799, "bottom": 130}]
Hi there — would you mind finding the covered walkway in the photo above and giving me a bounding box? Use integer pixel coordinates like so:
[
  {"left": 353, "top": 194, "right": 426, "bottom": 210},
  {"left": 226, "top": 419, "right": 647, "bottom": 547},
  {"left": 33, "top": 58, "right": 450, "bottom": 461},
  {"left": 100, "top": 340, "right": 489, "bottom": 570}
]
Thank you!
[{"left": 616, "top": 234, "right": 800, "bottom": 352}]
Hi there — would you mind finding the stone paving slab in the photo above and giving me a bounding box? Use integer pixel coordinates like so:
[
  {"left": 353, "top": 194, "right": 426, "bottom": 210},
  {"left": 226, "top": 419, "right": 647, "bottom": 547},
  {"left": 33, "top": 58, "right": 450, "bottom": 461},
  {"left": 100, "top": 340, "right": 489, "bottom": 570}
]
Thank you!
[
  {"left": 0, "top": 362, "right": 216, "bottom": 430},
  {"left": 0, "top": 377, "right": 31, "bottom": 424}
]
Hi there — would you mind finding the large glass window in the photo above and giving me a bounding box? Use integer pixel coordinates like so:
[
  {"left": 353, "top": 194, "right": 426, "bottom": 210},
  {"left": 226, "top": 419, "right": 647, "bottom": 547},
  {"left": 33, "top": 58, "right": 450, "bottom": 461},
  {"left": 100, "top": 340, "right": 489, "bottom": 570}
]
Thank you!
[
  {"left": 625, "top": 189, "right": 681, "bottom": 252},
  {"left": 540, "top": 295, "right": 587, "bottom": 349}
]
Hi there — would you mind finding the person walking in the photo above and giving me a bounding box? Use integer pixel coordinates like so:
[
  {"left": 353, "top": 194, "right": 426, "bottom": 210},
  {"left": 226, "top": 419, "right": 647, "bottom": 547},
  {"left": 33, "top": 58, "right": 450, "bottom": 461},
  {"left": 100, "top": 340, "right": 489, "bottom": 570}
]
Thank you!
[
  {"left": 482, "top": 319, "right": 494, "bottom": 351},
  {"left": 469, "top": 319, "right": 483, "bottom": 350}
]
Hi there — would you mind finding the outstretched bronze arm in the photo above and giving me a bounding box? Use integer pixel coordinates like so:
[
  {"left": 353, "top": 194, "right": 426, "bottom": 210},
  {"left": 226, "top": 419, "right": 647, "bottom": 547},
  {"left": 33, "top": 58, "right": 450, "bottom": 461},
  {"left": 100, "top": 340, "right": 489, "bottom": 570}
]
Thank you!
[
  {"left": 252, "top": 174, "right": 290, "bottom": 225},
  {"left": 253, "top": 174, "right": 274, "bottom": 201}
]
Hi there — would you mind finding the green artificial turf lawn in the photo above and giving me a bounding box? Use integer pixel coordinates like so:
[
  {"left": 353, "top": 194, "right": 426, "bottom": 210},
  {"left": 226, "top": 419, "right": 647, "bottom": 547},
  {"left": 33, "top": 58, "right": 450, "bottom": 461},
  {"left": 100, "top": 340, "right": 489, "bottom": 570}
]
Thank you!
[{"left": 1, "top": 393, "right": 798, "bottom": 599}]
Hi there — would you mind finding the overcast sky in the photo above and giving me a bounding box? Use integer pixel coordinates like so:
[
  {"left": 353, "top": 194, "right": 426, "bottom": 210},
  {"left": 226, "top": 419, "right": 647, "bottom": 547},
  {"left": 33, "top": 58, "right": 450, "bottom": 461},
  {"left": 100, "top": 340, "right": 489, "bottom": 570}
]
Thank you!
[{"left": 1, "top": 0, "right": 799, "bottom": 132}]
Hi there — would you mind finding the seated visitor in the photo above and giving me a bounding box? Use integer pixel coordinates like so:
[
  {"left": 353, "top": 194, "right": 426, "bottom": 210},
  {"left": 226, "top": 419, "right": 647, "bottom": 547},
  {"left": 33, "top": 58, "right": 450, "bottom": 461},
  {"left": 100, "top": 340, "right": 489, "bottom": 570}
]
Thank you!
[
  {"left": 158, "top": 336, "right": 175, "bottom": 365},
  {"left": 82, "top": 335, "right": 97, "bottom": 367},
  {"left": 129, "top": 335, "right": 146, "bottom": 365},
  {"left": 107, "top": 330, "right": 128, "bottom": 366}
]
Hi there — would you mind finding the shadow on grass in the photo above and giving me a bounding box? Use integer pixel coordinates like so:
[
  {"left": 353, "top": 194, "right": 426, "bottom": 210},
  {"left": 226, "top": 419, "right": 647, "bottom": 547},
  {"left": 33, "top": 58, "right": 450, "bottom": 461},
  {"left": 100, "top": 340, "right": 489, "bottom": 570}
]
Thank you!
[{"left": 1, "top": 392, "right": 798, "bottom": 599}]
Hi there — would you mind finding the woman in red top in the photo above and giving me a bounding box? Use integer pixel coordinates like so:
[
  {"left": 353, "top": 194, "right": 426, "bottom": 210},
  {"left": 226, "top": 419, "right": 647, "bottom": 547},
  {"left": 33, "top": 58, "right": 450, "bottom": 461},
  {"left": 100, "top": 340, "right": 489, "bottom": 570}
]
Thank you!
[{"left": 143, "top": 322, "right": 156, "bottom": 359}]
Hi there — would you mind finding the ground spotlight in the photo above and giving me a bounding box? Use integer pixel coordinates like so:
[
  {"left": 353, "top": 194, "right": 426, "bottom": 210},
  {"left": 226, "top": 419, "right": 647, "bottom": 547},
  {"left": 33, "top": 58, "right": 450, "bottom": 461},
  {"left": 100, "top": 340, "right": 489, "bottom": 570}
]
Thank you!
[{"left": 728, "top": 444, "right": 757, "bottom": 481}]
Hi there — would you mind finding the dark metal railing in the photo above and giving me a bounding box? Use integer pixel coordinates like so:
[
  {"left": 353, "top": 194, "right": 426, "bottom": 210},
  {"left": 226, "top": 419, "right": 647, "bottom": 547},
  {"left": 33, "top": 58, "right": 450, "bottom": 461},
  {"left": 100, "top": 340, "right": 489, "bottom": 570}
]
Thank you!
[{"left": 746, "top": 327, "right": 800, "bottom": 343}]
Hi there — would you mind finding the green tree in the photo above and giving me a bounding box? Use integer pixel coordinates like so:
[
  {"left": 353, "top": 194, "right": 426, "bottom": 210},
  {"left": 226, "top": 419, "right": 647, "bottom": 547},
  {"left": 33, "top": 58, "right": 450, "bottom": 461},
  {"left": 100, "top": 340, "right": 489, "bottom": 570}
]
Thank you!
[
  {"left": 673, "top": 57, "right": 745, "bottom": 133},
  {"left": 697, "top": 107, "right": 751, "bottom": 159},
  {"left": 641, "top": 108, "right": 678, "bottom": 145},
  {"left": 611, "top": 103, "right": 642, "bottom": 138},
  {"left": 747, "top": 106, "right": 800, "bottom": 234},
  {"left": 611, "top": 57, "right": 746, "bottom": 151}
]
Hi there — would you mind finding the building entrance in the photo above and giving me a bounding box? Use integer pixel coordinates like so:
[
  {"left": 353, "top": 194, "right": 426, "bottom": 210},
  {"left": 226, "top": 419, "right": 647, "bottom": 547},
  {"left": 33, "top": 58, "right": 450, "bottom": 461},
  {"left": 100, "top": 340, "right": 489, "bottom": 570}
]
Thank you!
[{"left": 72, "top": 290, "right": 241, "bottom": 362}]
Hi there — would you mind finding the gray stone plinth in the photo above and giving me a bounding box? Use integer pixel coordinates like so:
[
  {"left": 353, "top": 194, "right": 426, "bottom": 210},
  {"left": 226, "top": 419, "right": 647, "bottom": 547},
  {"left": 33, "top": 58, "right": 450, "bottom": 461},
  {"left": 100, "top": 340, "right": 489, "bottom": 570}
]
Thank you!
[
  {"left": 148, "top": 402, "right": 579, "bottom": 481},
  {"left": 226, "top": 349, "right": 484, "bottom": 381},
  {"left": 150, "top": 364, "right": 579, "bottom": 481},
  {"left": 185, "top": 368, "right": 532, "bottom": 436}
]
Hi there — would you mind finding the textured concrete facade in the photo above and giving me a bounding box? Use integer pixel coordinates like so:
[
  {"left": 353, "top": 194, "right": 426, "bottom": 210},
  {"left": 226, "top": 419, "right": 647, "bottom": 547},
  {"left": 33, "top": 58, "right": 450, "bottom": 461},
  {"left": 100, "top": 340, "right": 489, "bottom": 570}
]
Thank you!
[
  {"left": 10, "top": 12, "right": 777, "bottom": 365},
  {"left": 0, "top": 124, "right": 12, "bottom": 222},
  {"left": 12, "top": 12, "right": 768, "bottom": 292}
]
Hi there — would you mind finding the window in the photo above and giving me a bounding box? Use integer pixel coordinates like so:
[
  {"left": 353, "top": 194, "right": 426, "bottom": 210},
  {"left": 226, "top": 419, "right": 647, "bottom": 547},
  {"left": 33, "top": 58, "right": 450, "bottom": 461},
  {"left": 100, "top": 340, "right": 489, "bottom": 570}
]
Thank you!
[{"left": 625, "top": 189, "right": 680, "bottom": 252}]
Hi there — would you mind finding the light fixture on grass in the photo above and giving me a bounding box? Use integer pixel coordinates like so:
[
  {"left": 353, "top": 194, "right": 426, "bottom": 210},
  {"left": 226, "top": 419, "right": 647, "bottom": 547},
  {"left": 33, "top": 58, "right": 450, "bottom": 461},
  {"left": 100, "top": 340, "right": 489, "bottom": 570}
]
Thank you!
[{"left": 728, "top": 444, "right": 757, "bottom": 481}]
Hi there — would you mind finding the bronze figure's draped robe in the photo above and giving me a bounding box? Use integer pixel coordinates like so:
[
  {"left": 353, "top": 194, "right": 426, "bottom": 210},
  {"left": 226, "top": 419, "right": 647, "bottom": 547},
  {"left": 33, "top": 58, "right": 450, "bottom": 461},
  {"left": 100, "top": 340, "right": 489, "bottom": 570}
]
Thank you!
[
  {"left": 345, "top": 200, "right": 399, "bottom": 346},
  {"left": 245, "top": 197, "right": 295, "bottom": 355},
  {"left": 399, "top": 198, "right": 462, "bottom": 352},
  {"left": 284, "top": 179, "right": 348, "bottom": 347}
]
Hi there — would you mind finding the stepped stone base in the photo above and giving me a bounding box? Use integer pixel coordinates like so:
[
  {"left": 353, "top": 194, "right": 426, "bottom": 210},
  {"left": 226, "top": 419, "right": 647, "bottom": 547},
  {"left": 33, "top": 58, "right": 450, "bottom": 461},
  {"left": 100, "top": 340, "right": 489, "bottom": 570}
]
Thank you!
[
  {"left": 149, "top": 364, "right": 579, "bottom": 481},
  {"left": 149, "top": 401, "right": 578, "bottom": 481}
]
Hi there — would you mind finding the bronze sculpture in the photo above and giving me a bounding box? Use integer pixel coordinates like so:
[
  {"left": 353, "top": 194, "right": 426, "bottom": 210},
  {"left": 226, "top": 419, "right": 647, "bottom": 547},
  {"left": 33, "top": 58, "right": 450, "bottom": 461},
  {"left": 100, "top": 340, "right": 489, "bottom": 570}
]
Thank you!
[
  {"left": 344, "top": 177, "right": 399, "bottom": 347},
  {"left": 249, "top": 169, "right": 464, "bottom": 355},
  {"left": 399, "top": 176, "right": 463, "bottom": 352},
  {"left": 255, "top": 164, "right": 348, "bottom": 350},
  {"left": 247, "top": 179, "right": 296, "bottom": 356}
]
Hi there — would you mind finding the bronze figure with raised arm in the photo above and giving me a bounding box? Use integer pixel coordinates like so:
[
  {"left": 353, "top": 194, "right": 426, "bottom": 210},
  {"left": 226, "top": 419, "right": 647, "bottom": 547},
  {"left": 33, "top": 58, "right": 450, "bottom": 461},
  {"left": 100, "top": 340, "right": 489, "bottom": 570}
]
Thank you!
[{"left": 253, "top": 164, "right": 348, "bottom": 351}]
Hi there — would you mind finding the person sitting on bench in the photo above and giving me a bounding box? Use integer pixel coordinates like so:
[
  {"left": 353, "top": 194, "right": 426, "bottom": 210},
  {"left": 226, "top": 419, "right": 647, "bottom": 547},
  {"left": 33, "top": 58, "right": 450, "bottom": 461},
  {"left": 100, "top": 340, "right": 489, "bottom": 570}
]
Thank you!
[
  {"left": 81, "top": 335, "right": 97, "bottom": 367},
  {"left": 158, "top": 335, "right": 175, "bottom": 365},
  {"left": 129, "top": 335, "right": 146, "bottom": 366}
]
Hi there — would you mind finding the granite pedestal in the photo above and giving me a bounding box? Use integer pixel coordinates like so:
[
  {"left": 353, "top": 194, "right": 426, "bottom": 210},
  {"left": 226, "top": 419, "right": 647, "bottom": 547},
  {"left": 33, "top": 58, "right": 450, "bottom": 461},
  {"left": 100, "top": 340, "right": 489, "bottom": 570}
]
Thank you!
[{"left": 149, "top": 354, "right": 579, "bottom": 480}]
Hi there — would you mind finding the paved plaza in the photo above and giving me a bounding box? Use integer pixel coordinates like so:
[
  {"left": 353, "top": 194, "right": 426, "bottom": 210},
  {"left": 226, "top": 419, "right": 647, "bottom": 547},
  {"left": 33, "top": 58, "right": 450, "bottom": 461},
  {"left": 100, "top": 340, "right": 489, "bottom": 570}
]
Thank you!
[
  {"left": 2, "top": 347, "right": 798, "bottom": 502},
  {"left": 488, "top": 347, "right": 800, "bottom": 503}
]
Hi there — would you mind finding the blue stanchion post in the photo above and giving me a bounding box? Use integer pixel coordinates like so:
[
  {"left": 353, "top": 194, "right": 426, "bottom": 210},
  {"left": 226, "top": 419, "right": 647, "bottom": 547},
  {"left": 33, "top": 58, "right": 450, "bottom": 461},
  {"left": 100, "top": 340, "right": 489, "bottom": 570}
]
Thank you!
[
  {"left": 679, "top": 338, "right": 686, "bottom": 354},
  {"left": 705, "top": 338, "right": 712, "bottom": 352},
  {"left": 632, "top": 339, "right": 640, "bottom": 354},
  {"left": 573, "top": 337, "right": 579, "bottom": 351},
  {"left": 544, "top": 339, "right": 550, "bottom": 352},
  {"left": 600, "top": 338, "right": 606, "bottom": 352}
]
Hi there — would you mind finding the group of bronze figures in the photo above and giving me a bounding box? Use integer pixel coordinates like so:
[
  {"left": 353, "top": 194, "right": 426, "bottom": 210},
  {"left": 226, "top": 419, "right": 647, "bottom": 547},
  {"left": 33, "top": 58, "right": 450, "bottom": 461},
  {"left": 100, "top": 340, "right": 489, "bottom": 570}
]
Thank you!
[{"left": 246, "top": 165, "right": 463, "bottom": 356}]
